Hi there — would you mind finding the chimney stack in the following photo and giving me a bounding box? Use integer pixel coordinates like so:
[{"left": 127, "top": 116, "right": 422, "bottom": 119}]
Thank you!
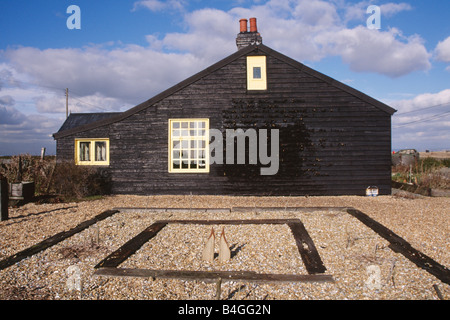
[
  {"left": 249, "top": 17, "right": 257, "bottom": 32},
  {"left": 236, "top": 17, "right": 262, "bottom": 50},
  {"left": 239, "top": 19, "right": 248, "bottom": 33}
]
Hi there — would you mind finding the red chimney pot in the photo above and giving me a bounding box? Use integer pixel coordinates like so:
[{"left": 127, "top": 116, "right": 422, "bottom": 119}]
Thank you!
[
  {"left": 249, "top": 17, "right": 257, "bottom": 32},
  {"left": 239, "top": 19, "right": 248, "bottom": 33}
]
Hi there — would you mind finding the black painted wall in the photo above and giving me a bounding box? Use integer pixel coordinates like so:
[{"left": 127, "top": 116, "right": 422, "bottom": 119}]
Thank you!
[{"left": 56, "top": 47, "right": 393, "bottom": 196}]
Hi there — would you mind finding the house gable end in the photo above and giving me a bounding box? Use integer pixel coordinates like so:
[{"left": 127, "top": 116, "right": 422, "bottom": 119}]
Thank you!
[{"left": 53, "top": 43, "right": 395, "bottom": 140}]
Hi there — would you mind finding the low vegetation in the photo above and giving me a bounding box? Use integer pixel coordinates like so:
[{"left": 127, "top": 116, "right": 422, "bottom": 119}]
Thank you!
[
  {"left": 392, "top": 157, "right": 450, "bottom": 190},
  {"left": 0, "top": 154, "right": 110, "bottom": 203},
  {"left": 1, "top": 153, "right": 448, "bottom": 204}
]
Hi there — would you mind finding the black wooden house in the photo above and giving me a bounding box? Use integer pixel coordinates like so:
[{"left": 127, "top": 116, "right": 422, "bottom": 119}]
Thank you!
[{"left": 54, "top": 18, "right": 396, "bottom": 196}]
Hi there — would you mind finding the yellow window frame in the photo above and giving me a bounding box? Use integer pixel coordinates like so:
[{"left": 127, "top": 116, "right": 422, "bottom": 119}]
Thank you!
[
  {"left": 168, "top": 119, "right": 209, "bottom": 173},
  {"left": 75, "top": 138, "right": 110, "bottom": 166},
  {"left": 247, "top": 56, "right": 267, "bottom": 90}
]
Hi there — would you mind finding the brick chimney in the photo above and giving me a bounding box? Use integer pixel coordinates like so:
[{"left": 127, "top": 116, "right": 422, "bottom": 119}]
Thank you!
[{"left": 236, "top": 17, "right": 262, "bottom": 50}]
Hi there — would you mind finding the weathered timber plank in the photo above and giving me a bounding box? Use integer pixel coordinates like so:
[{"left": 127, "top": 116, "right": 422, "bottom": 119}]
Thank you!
[
  {"left": 156, "top": 218, "right": 300, "bottom": 225},
  {"left": 94, "top": 222, "right": 167, "bottom": 268},
  {"left": 0, "top": 210, "right": 120, "bottom": 271},
  {"left": 94, "top": 267, "right": 334, "bottom": 284},
  {"left": 287, "top": 221, "right": 327, "bottom": 275},
  {"left": 347, "top": 208, "right": 450, "bottom": 285}
]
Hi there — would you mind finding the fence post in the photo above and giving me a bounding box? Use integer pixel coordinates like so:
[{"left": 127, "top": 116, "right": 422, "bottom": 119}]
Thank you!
[{"left": 0, "top": 177, "right": 8, "bottom": 221}]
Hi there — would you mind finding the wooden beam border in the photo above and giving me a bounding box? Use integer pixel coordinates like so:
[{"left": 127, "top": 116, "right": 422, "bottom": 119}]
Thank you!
[
  {"left": 94, "top": 218, "right": 332, "bottom": 284},
  {"left": 0, "top": 209, "right": 120, "bottom": 271},
  {"left": 114, "top": 206, "right": 350, "bottom": 214},
  {"left": 287, "top": 221, "right": 327, "bottom": 274},
  {"left": 94, "top": 221, "right": 168, "bottom": 269},
  {"left": 347, "top": 208, "right": 450, "bottom": 285},
  {"left": 94, "top": 267, "right": 334, "bottom": 284}
]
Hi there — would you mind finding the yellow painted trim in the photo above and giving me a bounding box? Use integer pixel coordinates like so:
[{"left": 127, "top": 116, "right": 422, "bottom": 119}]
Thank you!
[
  {"left": 75, "top": 138, "right": 110, "bottom": 166},
  {"left": 247, "top": 56, "right": 267, "bottom": 90},
  {"left": 168, "top": 119, "right": 210, "bottom": 173}
]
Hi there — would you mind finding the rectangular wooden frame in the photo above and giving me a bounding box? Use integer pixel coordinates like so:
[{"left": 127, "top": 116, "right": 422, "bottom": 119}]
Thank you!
[{"left": 94, "top": 218, "right": 334, "bottom": 284}]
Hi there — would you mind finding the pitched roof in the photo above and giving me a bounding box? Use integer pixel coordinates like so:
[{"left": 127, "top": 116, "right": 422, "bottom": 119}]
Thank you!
[
  {"left": 53, "top": 44, "right": 396, "bottom": 139},
  {"left": 57, "top": 112, "right": 121, "bottom": 133}
]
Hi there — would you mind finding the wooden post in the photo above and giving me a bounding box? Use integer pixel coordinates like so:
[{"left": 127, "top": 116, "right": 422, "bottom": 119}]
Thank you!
[
  {"left": 0, "top": 177, "right": 9, "bottom": 221},
  {"left": 215, "top": 278, "right": 222, "bottom": 300}
]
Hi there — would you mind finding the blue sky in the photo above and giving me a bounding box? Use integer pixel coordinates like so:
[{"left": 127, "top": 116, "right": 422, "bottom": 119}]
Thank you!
[{"left": 1, "top": 0, "right": 450, "bottom": 155}]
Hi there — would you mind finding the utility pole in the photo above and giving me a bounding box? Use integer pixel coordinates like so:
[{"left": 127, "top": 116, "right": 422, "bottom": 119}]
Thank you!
[{"left": 65, "top": 88, "right": 69, "bottom": 119}]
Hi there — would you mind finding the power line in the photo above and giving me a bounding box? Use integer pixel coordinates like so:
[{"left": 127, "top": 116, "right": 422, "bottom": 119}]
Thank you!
[
  {"left": 69, "top": 95, "right": 109, "bottom": 111},
  {"left": 1, "top": 78, "right": 111, "bottom": 112},
  {"left": 393, "top": 110, "right": 450, "bottom": 128},
  {"left": 395, "top": 101, "right": 450, "bottom": 115}
]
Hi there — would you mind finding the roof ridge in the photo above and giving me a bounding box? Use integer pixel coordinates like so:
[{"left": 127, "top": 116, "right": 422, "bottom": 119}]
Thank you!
[{"left": 54, "top": 43, "right": 395, "bottom": 139}]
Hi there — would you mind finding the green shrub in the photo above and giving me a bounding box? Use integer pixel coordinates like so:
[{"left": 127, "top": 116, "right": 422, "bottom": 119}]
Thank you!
[{"left": 50, "top": 161, "right": 111, "bottom": 200}]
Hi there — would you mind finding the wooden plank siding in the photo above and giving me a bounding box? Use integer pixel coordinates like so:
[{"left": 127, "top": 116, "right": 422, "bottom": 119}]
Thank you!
[{"left": 55, "top": 44, "right": 394, "bottom": 196}]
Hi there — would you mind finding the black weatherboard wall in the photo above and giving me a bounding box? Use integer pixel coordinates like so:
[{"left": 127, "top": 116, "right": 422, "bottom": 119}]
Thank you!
[{"left": 54, "top": 21, "right": 396, "bottom": 196}]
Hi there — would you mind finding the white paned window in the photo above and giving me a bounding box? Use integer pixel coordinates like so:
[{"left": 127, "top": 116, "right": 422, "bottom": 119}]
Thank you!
[
  {"left": 75, "top": 139, "right": 110, "bottom": 166},
  {"left": 169, "top": 119, "right": 209, "bottom": 173}
]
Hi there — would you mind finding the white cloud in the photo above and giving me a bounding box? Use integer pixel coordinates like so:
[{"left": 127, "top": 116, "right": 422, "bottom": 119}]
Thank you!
[
  {"left": 292, "top": 0, "right": 340, "bottom": 27},
  {"left": 156, "top": 8, "right": 238, "bottom": 60},
  {"left": 151, "top": 0, "right": 431, "bottom": 77},
  {"left": 2, "top": 0, "right": 433, "bottom": 109},
  {"left": 0, "top": 112, "right": 60, "bottom": 148},
  {"left": 316, "top": 26, "right": 431, "bottom": 77},
  {"left": 392, "top": 89, "right": 450, "bottom": 114},
  {"left": 391, "top": 89, "right": 450, "bottom": 150},
  {"left": 343, "top": 1, "right": 412, "bottom": 22},
  {"left": 132, "top": 0, "right": 186, "bottom": 12},
  {"left": 379, "top": 3, "right": 412, "bottom": 17},
  {"left": 3, "top": 44, "right": 207, "bottom": 106},
  {"left": 0, "top": 94, "right": 60, "bottom": 155},
  {"left": 435, "top": 36, "right": 450, "bottom": 63}
]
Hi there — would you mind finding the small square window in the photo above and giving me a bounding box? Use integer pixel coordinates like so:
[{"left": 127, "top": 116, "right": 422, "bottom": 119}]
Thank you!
[
  {"left": 247, "top": 56, "right": 267, "bottom": 90},
  {"left": 253, "top": 67, "right": 262, "bottom": 79}
]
